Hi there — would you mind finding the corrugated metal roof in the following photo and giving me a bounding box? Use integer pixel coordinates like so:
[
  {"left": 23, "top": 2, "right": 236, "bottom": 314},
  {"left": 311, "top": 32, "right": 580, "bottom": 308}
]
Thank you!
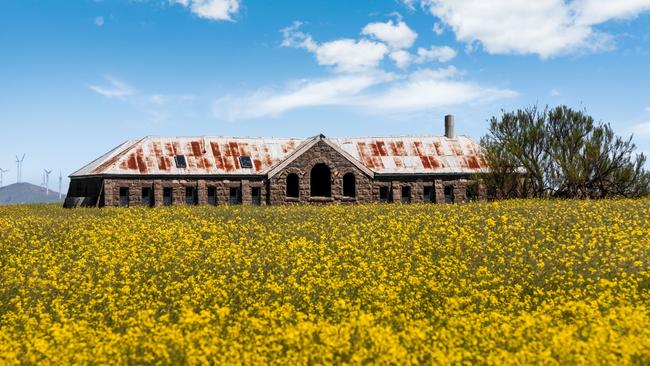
[
  {"left": 71, "top": 135, "right": 487, "bottom": 177},
  {"left": 71, "top": 136, "right": 302, "bottom": 176},
  {"left": 332, "top": 136, "right": 489, "bottom": 174}
]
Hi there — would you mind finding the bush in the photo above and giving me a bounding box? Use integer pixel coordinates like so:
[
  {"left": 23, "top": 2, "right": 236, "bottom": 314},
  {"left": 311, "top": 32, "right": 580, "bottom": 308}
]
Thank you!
[{"left": 481, "top": 105, "right": 649, "bottom": 198}]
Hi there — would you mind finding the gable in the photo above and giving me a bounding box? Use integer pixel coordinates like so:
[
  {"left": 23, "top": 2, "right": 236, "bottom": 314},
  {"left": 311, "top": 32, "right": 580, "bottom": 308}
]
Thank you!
[{"left": 266, "top": 135, "right": 374, "bottom": 179}]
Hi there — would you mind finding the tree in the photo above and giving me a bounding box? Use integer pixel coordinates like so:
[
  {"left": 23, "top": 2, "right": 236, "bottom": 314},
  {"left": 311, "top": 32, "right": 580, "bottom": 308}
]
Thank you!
[{"left": 481, "top": 105, "right": 649, "bottom": 199}]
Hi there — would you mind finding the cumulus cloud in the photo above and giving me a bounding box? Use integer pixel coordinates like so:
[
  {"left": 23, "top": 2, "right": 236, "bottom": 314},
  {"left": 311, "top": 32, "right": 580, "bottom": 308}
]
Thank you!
[
  {"left": 315, "top": 39, "right": 389, "bottom": 73},
  {"left": 361, "top": 20, "right": 418, "bottom": 49},
  {"left": 212, "top": 67, "right": 516, "bottom": 120},
  {"left": 413, "top": 0, "right": 650, "bottom": 58},
  {"left": 94, "top": 16, "right": 105, "bottom": 27},
  {"left": 172, "top": 0, "right": 240, "bottom": 21},
  {"left": 389, "top": 50, "right": 413, "bottom": 69},
  {"left": 282, "top": 22, "right": 388, "bottom": 73},
  {"left": 415, "top": 45, "right": 456, "bottom": 63},
  {"left": 212, "top": 19, "right": 517, "bottom": 120}
]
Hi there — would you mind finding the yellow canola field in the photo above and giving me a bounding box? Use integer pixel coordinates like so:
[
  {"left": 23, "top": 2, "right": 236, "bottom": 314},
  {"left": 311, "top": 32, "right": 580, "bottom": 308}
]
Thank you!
[{"left": 0, "top": 199, "right": 649, "bottom": 365}]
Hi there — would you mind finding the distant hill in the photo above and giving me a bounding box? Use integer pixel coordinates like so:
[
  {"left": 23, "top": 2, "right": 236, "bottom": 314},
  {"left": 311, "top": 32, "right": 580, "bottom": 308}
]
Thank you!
[{"left": 0, "top": 182, "right": 65, "bottom": 205}]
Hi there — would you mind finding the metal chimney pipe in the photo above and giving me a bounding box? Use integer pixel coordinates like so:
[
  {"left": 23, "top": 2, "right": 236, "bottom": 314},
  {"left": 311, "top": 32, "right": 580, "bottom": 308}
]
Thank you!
[{"left": 444, "top": 114, "right": 455, "bottom": 138}]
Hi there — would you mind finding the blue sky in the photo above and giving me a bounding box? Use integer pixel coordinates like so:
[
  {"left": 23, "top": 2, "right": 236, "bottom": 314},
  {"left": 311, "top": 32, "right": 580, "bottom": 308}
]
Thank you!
[{"left": 1, "top": 0, "right": 650, "bottom": 190}]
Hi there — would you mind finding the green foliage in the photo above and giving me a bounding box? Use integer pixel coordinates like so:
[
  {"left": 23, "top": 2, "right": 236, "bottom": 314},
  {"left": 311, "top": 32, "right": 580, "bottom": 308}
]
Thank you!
[{"left": 481, "top": 105, "right": 649, "bottom": 198}]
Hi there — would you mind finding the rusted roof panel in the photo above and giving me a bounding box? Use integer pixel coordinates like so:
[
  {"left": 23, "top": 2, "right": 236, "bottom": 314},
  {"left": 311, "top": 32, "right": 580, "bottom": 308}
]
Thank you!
[
  {"left": 333, "top": 136, "right": 488, "bottom": 174},
  {"left": 71, "top": 136, "right": 302, "bottom": 176},
  {"left": 71, "top": 135, "right": 488, "bottom": 177}
]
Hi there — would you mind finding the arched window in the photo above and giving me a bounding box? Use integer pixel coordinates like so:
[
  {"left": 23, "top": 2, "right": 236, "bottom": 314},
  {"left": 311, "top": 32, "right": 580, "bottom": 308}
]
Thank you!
[
  {"left": 343, "top": 173, "right": 356, "bottom": 197},
  {"left": 310, "top": 163, "right": 331, "bottom": 197},
  {"left": 286, "top": 173, "right": 299, "bottom": 198}
]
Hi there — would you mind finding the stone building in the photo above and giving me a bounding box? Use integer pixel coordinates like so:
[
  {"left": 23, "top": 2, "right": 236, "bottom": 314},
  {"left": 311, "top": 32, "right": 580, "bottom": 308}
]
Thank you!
[{"left": 64, "top": 116, "right": 488, "bottom": 208}]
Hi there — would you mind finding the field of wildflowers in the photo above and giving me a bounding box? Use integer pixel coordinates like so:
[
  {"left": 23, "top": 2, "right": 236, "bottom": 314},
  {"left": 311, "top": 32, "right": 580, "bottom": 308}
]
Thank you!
[{"left": 0, "top": 199, "right": 649, "bottom": 365}]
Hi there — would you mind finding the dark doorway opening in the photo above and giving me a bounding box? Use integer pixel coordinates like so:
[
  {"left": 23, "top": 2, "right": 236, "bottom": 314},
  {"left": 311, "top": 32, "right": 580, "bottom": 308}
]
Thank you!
[
  {"left": 423, "top": 186, "right": 435, "bottom": 203},
  {"left": 251, "top": 187, "right": 261, "bottom": 205},
  {"left": 185, "top": 186, "right": 197, "bottom": 205},
  {"left": 401, "top": 186, "right": 411, "bottom": 203},
  {"left": 466, "top": 182, "right": 479, "bottom": 201},
  {"left": 229, "top": 187, "right": 242, "bottom": 204},
  {"left": 163, "top": 187, "right": 172, "bottom": 206},
  {"left": 444, "top": 186, "right": 454, "bottom": 203},
  {"left": 119, "top": 187, "right": 129, "bottom": 207},
  {"left": 207, "top": 186, "right": 217, "bottom": 205},
  {"left": 343, "top": 173, "right": 356, "bottom": 197},
  {"left": 379, "top": 186, "right": 391, "bottom": 203},
  {"left": 310, "top": 163, "right": 331, "bottom": 197},
  {"left": 286, "top": 173, "right": 299, "bottom": 198},
  {"left": 141, "top": 187, "right": 153, "bottom": 207}
]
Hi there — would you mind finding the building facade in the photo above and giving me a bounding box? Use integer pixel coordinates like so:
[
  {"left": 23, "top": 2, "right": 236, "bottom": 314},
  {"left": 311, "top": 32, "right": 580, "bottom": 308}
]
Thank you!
[{"left": 65, "top": 116, "right": 488, "bottom": 208}]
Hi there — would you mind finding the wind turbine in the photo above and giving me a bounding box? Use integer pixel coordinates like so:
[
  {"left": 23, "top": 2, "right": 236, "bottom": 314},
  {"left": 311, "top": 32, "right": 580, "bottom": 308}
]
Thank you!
[
  {"left": 0, "top": 168, "right": 8, "bottom": 188},
  {"left": 58, "top": 171, "right": 63, "bottom": 200},
  {"left": 15, "top": 154, "right": 25, "bottom": 183},
  {"left": 43, "top": 169, "right": 53, "bottom": 195}
]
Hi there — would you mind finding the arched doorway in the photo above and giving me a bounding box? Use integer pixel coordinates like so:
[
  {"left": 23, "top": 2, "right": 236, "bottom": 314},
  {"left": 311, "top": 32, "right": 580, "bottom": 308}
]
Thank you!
[
  {"left": 343, "top": 173, "right": 356, "bottom": 197},
  {"left": 310, "top": 163, "right": 331, "bottom": 197}
]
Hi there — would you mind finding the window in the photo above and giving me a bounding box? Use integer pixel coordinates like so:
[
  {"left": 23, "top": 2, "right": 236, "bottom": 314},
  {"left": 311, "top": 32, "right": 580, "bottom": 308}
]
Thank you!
[
  {"left": 239, "top": 156, "right": 253, "bottom": 169},
  {"left": 401, "top": 186, "right": 411, "bottom": 203},
  {"left": 163, "top": 187, "right": 172, "bottom": 206},
  {"left": 174, "top": 155, "right": 187, "bottom": 169},
  {"left": 207, "top": 186, "right": 217, "bottom": 205},
  {"left": 444, "top": 186, "right": 454, "bottom": 203},
  {"left": 466, "top": 182, "right": 479, "bottom": 201},
  {"left": 343, "top": 173, "right": 356, "bottom": 197},
  {"left": 310, "top": 163, "right": 331, "bottom": 197},
  {"left": 119, "top": 187, "right": 129, "bottom": 207},
  {"left": 286, "top": 173, "right": 299, "bottom": 198},
  {"left": 251, "top": 187, "right": 261, "bottom": 205},
  {"left": 423, "top": 186, "right": 435, "bottom": 203},
  {"left": 141, "top": 187, "right": 153, "bottom": 207},
  {"left": 229, "top": 187, "right": 242, "bottom": 204},
  {"left": 379, "top": 186, "right": 391, "bottom": 203},
  {"left": 185, "top": 186, "right": 197, "bottom": 205}
]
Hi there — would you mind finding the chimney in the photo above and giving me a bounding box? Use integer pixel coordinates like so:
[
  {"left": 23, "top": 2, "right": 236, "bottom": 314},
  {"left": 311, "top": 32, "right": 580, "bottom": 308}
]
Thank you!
[{"left": 444, "top": 114, "right": 455, "bottom": 138}]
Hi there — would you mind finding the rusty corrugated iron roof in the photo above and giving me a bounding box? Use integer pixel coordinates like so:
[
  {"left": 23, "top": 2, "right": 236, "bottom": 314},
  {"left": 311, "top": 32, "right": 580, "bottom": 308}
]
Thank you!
[
  {"left": 332, "top": 135, "right": 489, "bottom": 174},
  {"left": 71, "top": 136, "right": 302, "bottom": 176},
  {"left": 71, "top": 135, "right": 487, "bottom": 177}
]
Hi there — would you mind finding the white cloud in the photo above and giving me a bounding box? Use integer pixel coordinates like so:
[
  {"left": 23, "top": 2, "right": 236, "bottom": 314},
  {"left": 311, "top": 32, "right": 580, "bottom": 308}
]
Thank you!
[
  {"left": 416, "top": 0, "right": 650, "bottom": 58},
  {"left": 389, "top": 50, "right": 413, "bottom": 69},
  {"left": 401, "top": 0, "right": 416, "bottom": 11},
  {"left": 645, "top": 106, "right": 650, "bottom": 112},
  {"left": 89, "top": 77, "right": 134, "bottom": 98},
  {"left": 315, "top": 39, "right": 389, "bottom": 73},
  {"left": 233, "top": 20, "right": 516, "bottom": 121},
  {"left": 358, "top": 67, "right": 517, "bottom": 112},
  {"left": 213, "top": 72, "right": 393, "bottom": 120},
  {"left": 172, "top": 0, "right": 240, "bottom": 21},
  {"left": 415, "top": 45, "right": 456, "bottom": 63},
  {"left": 282, "top": 23, "right": 388, "bottom": 73},
  {"left": 94, "top": 16, "right": 105, "bottom": 27},
  {"left": 432, "top": 22, "right": 444, "bottom": 35},
  {"left": 361, "top": 20, "right": 418, "bottom": 49},
  {"left": 573, "top": 0, "right": 650, "bottom": 25},
  {"left": 212, "top": 67, "right": 516, "bottom": 120},
  {"left": 550, "top": 89, "right": 561, "bottom": 97}
]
